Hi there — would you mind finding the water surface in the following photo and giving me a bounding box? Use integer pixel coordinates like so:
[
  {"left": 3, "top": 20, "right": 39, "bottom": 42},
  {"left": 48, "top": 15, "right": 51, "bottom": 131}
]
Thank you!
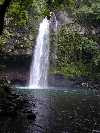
[{"left": 1, "top": 88, "right": 100, "bottom": 133}]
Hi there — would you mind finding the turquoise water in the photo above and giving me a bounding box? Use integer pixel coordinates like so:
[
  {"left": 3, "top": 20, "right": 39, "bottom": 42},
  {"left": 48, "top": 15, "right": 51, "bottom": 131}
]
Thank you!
[
  {"left": 1, "top": 88, "right": 100, "bottom": 133},
  {"left": 16, "top": 88, "right": 100, "bottom": 133}
]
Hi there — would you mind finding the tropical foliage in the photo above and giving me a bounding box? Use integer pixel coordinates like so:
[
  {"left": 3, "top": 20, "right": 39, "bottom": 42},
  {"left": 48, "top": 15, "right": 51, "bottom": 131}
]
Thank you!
[{"left": 0, "top": 0, "right": 100, "bottom": 79}]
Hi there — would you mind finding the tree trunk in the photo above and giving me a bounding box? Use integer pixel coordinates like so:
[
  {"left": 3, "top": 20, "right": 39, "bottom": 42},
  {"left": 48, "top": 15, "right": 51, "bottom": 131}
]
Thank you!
[{"left": 0, "top": 0, "right": 12, "bottom": 35}]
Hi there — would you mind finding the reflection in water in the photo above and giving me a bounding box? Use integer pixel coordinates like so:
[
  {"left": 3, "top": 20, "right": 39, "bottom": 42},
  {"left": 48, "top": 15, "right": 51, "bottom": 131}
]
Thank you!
[{"left": 0, "top": 88, "right": 100, "bottom": 133}]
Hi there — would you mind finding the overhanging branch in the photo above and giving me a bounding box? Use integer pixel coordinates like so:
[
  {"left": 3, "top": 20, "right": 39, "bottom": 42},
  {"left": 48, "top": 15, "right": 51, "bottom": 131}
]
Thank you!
[{"left": 0, "top": 0, "right": 12, "bottom": 35}]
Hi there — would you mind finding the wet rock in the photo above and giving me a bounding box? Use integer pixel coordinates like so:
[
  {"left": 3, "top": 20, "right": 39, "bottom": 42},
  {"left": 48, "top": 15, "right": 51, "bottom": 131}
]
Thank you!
[
  {"left": 0, "top": 97, "right": 36, "bottom": 120},
  {"left": 92, "top": 130, "right": 100, "bottom": 133},
  {"left": 0, "top": 81, "right": 36, "bottom": 122},
  {"left": 1, "top": 110, "right": 17, "bottom": 118},
  {"left": 26, "top": 111, "right": 36, "bottom": 120}
]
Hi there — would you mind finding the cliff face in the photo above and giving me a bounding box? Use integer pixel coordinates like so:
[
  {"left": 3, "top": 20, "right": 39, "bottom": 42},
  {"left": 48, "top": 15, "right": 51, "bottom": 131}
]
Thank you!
[
  {"left": 0, "top": 8, "right": 100, "bottom": 82},
  {"left": 0, "top": 55, "right": 31, "bottom": 84}
]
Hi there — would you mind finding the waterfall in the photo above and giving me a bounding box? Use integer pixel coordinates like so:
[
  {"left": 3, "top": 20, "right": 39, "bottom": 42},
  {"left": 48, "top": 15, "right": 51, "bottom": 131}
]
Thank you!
[{"left": 29, "top": 18, "right": 50, "bottom": 88}]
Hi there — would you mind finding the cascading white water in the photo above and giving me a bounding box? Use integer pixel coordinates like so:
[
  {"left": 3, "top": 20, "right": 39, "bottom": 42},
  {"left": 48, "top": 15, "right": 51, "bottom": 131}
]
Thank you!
[{"left": 29, "top": 18, "right": 50, "bottom": 88}]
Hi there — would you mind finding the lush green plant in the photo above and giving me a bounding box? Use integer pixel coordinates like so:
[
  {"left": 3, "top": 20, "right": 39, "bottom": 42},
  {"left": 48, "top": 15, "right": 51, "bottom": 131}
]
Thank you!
[
  {"left": 74, "top": 0, "right": 100, "bottom": 27},
  {"left": 0, "top": 0, "right": 4, "bottom": 4},
  {"left": 55, "top": 24, "right": 99, "bottom": 77}
]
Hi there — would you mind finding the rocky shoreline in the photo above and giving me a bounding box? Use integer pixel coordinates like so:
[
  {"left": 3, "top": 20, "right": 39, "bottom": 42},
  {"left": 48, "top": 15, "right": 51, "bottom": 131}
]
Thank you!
[{"left": 0, "top": 80, "right": 36, "bottom": 121}]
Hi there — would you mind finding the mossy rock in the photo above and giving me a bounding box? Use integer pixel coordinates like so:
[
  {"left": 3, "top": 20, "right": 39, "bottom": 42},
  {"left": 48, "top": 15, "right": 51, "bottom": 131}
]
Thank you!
[{"left": 0, "top": 79, "right": 12, "bottom": 97}]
